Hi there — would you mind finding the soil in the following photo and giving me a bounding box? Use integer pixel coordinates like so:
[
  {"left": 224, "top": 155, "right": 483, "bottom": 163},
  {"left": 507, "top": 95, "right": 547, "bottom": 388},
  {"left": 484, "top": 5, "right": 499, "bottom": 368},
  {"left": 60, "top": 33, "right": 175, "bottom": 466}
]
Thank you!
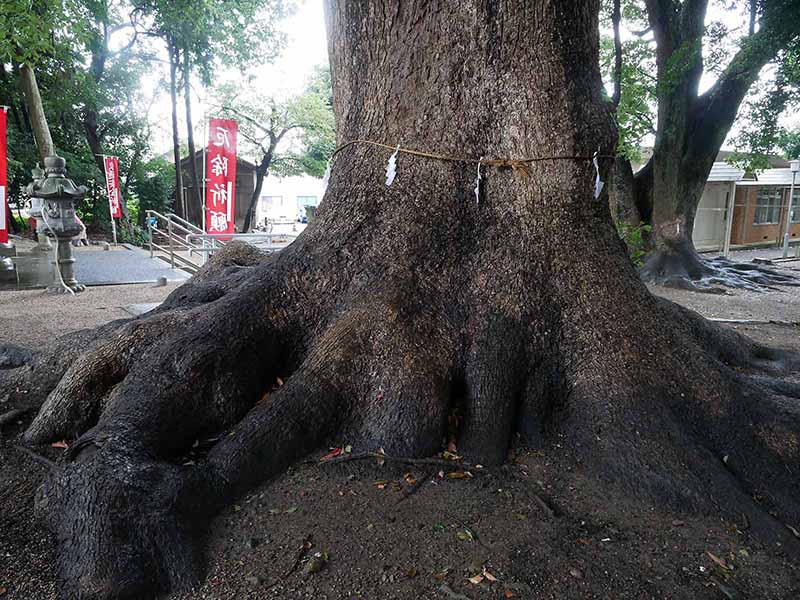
[{"left": 2, "top": 277, "right": 800, "bottom": 600}]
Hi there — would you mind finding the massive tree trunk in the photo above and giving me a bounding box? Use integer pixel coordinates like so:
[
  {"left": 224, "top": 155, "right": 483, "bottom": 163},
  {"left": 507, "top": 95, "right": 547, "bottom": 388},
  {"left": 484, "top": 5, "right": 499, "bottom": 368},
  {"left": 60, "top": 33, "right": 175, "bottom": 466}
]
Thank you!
[
  {"left": 636, "top": 0, "right": 797, "bottom": 291},
  {"left": 7, "top": 2, "right": 800, "bottom": 598}
]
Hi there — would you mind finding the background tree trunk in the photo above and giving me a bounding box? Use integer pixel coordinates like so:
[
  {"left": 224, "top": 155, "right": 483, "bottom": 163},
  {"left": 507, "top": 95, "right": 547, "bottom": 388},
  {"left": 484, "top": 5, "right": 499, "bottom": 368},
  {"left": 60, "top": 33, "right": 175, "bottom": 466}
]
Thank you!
[
  {"left": 243, "top": 147, "right": 275, "bottom": 232},
  {"left": 168, "top": 40, "right": 186, "bottom": 220},
  {"left": 10, "top": 2, "right": 800, "bottom": 598},
  {"left": 636, "top": 0, "right": 792, "bottom": 289},
  {"left": 19, "top": 64, "right": 54, "bottom": 161},
  {"left": 182, "top": 47, "right": 202, "bottom": 225}
]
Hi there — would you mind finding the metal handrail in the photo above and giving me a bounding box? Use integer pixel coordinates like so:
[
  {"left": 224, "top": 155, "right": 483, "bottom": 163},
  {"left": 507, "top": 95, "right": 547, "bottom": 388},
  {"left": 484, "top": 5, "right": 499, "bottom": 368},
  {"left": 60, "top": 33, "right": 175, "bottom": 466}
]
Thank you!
[
  {"left": 166, "top": 212, "right": 204, "bottom": 234},
  {"left": 145, "top": 210, "right": 298, "bottom": 269},
  {"left": 184, "top": 232, "right": 297, "bottom": 242},
  {"left": 146, "top": 209, "right": 207, "bottom": 271}
]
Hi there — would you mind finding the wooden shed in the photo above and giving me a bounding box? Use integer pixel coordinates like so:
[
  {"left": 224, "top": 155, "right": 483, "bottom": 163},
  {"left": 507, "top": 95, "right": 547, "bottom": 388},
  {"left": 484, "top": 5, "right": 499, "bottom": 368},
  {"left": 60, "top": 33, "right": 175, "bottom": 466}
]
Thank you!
[{"left": 179, "top": 151, "right": 256, "bottom": 231}]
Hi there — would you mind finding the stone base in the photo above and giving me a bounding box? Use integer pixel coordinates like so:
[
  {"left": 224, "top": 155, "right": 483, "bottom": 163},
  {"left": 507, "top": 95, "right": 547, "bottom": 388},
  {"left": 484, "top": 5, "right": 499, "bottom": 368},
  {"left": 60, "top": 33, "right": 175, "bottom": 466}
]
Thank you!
[{"left": 47, "top": 281, "right": 86, "bottom": 295}]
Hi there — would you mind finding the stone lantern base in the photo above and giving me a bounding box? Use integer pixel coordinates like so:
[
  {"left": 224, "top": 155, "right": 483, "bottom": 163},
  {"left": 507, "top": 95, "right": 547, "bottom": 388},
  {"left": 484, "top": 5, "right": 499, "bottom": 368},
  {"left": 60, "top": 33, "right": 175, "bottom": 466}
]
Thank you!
[
  {"left": 47, "top": 238, "right": 85, "bottom": 294},
  {"left": 0, "top": 241, "right": 16, "bottom": 284}
]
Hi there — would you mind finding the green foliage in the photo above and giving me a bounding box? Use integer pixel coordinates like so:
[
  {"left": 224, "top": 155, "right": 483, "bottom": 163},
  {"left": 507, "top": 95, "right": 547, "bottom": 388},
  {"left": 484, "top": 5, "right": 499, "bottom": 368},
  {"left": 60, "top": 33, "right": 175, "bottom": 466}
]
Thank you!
[
  {"left": 213, "top": 66, "right": 335, "bottom": 179},
  {"left": 616, "top": 221, "right": 652, "bottom": 267},
  {"left": 731, "top": 42, "right": 800, "bottom": 167},
  {"left": 131, "top": 0, "right": 291, "bottom": 82},
  {"left": 128, "top": 157, "right": 175, "bottom": 225},
  {"left": 601, "top": 0, "right": 800, "bottom": 171},
  {"left": 779, "top": 130, "right": 800, "bottom": 159},
  {"left": 117, "top": 223, "right": 150, "bottom": 246},
  {"left": 599, "top": 1, "right": 656, "bottom": 162}
]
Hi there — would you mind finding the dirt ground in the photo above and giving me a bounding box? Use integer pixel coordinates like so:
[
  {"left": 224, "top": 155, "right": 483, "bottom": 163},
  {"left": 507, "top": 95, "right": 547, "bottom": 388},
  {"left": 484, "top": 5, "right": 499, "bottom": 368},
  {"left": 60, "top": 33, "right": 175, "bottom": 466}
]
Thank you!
[{"left": 2, "top": 268, "right": 800, "bottom": 599}]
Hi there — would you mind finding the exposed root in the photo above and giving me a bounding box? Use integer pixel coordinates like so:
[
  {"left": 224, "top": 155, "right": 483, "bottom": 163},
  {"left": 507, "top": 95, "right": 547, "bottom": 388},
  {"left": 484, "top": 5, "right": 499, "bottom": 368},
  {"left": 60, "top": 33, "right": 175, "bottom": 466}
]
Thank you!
[
  {"left": 654, "top": 296, "right": 790, "bottom": 371},
  {"left": 640, "top": 240, "right": 799, "bottom": 292},
  {"left": 25, "top": 310, "right": 195, "bottom": 444},
  {"left": 9, "top": 244, "right": 800, "bottom": 598},
  {"left": 0, "top": 408, "right": 28, "bottom": 427}
]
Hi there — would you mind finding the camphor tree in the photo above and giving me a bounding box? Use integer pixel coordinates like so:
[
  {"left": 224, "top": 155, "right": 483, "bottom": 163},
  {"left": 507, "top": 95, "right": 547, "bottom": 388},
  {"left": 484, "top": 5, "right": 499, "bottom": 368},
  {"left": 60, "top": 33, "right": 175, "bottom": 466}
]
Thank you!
[
  {"left": 605, "top": 0, "right": 800, "bottom": 290},
  {"left": 5, "top": 1, "right": 800, "bottom": 597}
]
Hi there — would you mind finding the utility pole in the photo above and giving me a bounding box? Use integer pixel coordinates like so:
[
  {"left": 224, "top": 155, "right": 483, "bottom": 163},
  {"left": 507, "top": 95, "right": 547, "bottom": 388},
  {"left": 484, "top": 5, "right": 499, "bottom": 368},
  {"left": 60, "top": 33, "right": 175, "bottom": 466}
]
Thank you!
[{"left": 783, "top": 159, "right": 799, "bottom": 258}]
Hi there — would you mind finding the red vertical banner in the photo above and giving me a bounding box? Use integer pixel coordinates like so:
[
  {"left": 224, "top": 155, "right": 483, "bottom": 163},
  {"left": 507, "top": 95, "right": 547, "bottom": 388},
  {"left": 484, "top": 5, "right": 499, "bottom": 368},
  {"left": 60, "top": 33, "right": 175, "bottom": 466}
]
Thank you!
[
  {"left": 0, "top": 108, "right": 8, "bottom": 244},
  {"left": 205, "top": 118, "right": 238, "bottom": 234},
  {"left": 103, "top": 156, "right": 122, "bottom": 218}
]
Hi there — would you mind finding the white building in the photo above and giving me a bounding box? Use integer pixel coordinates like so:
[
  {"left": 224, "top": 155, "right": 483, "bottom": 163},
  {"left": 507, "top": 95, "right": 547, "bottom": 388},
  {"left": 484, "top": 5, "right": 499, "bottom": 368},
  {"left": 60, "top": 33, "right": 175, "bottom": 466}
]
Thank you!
[
  {"left": 692, "top": 162, "right": 748, "bottom": 252},
  {"left": 256, "top": 175, "right": 327, "bottom": 225}
]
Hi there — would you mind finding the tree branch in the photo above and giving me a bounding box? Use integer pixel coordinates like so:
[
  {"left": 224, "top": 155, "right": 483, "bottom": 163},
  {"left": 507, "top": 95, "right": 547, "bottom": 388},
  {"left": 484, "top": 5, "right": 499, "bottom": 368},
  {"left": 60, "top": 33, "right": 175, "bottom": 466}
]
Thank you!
[
  {"left": 612, "top": 0, "right": 623, "bottom": 107},
  {"left": 692, "top": 27, "right": 782, "bottom": 156}
]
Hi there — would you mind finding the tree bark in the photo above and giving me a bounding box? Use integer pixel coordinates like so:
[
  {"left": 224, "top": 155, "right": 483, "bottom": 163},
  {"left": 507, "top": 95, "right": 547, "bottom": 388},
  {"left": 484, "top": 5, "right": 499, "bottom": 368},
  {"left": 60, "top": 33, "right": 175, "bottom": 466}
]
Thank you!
[
  {"left": 19, "top": 64, "right": 54, "bottom": 161},
  {"left": 10, "top": 2, "right": 800, "bottom": 598},
  {"left": 168, "top": 39, "right": 186, "bottom": 220},
  {"left": 182, "top": 47, "right": 202, "bottom": 225}
]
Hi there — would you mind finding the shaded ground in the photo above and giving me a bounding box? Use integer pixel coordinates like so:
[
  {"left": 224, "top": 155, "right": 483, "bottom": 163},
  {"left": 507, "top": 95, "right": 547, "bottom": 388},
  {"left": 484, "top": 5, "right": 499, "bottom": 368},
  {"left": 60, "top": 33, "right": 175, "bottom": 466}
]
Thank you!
[
  {"left": 0, "top": 281, "right": 181, "bottom": 348},
  {"left": 1, "top": 269, "right": 800, "bottom": 599}
]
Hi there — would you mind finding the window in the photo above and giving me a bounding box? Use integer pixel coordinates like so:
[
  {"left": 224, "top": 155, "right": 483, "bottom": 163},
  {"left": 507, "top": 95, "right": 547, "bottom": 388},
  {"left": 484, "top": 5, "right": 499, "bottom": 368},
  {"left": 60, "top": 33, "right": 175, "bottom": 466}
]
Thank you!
[
  {"left": 297, "top": 195, "right": 318, "bottom": 207},
  {"left": 792, "top": 189, "right": 800, "bottom": 223},
  {"left": 754, "top": 189, "right": 782, "bottom": 225}
]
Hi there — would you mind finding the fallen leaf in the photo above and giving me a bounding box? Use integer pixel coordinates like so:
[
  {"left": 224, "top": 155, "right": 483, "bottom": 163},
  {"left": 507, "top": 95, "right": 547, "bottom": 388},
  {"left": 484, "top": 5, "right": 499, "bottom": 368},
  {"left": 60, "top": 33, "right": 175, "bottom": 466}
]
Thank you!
[
  {"left": 513, "top": 513, "right": 528, "bottom": 521},
  {"left": 303, "top": 552, "right": 326, "bottom": 576},
  {"left": 0, "top": 587, "right": 7, "bottom": 596},
  {"left": 376, "top": 447, "right": 386, "bottom": 467},
  {"left": 320, "top": 447, "right": 343, "bottom": 461},
  {"left": 447, "top": 471, "right": 473, "bottom": 479},
  {"left": 468, "top": 574, "right": 484, "bottom": 585},
  {"left": 504, "top": 590, "right": 515, "bottom": 598},
  {"left": 406, "top": 567, "right": 418, "bottom": 578},
  {"left": 51, "top": 440, "right": 69, "bottom": 449},
  {"left": 285, "top": 506, "right": 300, "bottom": 514},
  {"left": 456, "top": 530, "right": 473, "bottom": 542},
  {"left": 483, "top": 569, "right": 497, "bottom": 582},
  {"left": 375, "top": 480, "right": 388, "bottom": 490},
  {"left": 344, "top": 444, "right": 352, "bottom": 453},
  {"left": 432, "top": 569, "right": 449, "bottom": 581},
  {"left": 447, "top": 441, "right": 458, "bottom": 453},
  {"left": 706, "top": 551, "right": 732, "bottom": 571}
]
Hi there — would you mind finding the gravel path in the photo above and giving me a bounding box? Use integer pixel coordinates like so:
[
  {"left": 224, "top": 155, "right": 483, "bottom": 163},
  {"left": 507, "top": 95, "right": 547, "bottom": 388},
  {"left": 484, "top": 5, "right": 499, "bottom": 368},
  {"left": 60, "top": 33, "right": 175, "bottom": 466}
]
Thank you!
[{"left": 0, "top": 282, "right": 181, "bottom": 348}]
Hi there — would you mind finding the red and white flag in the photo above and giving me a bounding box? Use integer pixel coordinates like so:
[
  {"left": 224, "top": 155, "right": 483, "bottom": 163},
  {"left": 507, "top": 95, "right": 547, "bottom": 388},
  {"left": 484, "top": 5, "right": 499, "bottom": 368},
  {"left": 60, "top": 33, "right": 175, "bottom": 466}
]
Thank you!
[
  {"left": 103, "top": 156, "right": 122, "bottom": 218},
  {"left": 0, "top": 107, "right": 8, "bottom": 243},
  {"left": 205, "top": 118, "right": 238, "bottom": 234}
]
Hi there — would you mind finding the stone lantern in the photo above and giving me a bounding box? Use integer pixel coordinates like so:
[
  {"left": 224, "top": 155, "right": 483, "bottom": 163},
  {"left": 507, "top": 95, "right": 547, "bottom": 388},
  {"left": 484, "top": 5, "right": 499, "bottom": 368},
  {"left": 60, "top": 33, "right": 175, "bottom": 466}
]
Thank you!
[{"left": 26, "top": 156, "right": 87, "bottom": 293}]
